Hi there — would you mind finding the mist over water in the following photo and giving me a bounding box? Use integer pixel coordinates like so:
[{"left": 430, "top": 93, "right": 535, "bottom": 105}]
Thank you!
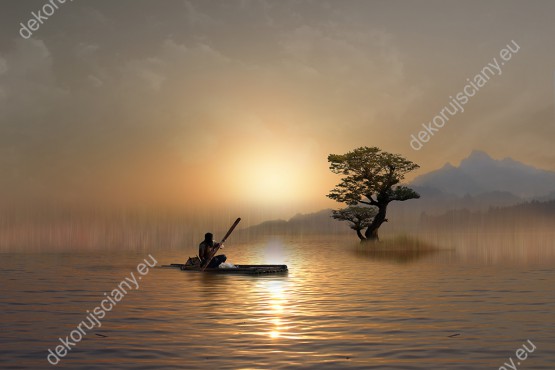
[{"left": 0, "top": 206, "right": 266, "bottom": 252}]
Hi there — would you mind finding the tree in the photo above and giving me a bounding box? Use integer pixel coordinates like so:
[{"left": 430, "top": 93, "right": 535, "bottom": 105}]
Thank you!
[
  {"left": 332, "top": 206, "right": 377, "bottom": 241},
  {"left": 327, "top": 147, "right": 420, "bottom": 242}
]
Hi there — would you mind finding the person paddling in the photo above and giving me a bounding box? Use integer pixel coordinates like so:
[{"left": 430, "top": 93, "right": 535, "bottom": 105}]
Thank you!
[{"left": 199, "top": 232, "right": 227, "bottom": 268}]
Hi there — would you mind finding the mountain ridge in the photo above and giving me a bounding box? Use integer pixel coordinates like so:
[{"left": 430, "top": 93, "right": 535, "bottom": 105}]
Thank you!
[{"left": 411, "top": 150, "right": 555, "bottom": 198}]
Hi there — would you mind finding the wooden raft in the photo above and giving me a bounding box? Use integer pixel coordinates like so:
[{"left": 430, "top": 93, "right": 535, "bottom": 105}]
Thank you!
[{"left": 164, "top": 263, "right": 288, "bottom": 275}]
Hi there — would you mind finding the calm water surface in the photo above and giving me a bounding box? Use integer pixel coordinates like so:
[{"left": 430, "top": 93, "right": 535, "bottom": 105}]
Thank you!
[{"left": 1, "top": 235, "right": 554, "bottom": 369}]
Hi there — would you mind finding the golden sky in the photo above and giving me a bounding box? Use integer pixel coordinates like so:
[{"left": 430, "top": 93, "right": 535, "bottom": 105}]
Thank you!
[{"left": 1, "top": 0, "right": 554, "bottom": 219}]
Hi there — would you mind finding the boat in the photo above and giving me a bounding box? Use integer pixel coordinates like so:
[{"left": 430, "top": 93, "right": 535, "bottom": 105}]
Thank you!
[
  {"left": 163, "top": 263, "right": 288, "bottom": 275},
  {"left": 163, "top": 253, "right": 288, "bottom": 275},
  {"left": 162, "top": 219, "right": 288, "bottom": 275}
]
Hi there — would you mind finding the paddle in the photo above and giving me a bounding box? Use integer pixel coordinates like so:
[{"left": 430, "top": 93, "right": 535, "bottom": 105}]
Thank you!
[{"left": 201, "top": 217, "right": 241, "bottom": 271}]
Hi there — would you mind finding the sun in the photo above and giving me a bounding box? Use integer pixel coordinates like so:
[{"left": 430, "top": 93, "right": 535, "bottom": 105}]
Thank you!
[
  {"left": 251, "top": 166, "right": 288, "bottom": 195},
  {"left": 244, "top": 160, "right": 302, "bottom": 204},
  {"left": 228, "top": 154, "right": 306, "bottom": 206}
]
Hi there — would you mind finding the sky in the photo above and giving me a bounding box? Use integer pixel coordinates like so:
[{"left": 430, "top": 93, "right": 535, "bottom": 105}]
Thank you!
[{"left": 1, "top": 0, "right": 554, "bottom": 220}]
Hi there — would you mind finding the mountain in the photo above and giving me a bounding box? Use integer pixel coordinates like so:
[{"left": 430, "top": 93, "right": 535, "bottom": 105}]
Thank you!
[{"left": 411, "top": 150, "right": 555, "bottom": 198}]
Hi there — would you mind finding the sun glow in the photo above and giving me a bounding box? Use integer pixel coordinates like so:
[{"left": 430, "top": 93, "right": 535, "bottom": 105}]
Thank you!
[
  {"left": 248, "top": 164, "right": 291, "bottom": 200},
  {"left": 231, "top": 155, "right": 306, "bottom": 205}
]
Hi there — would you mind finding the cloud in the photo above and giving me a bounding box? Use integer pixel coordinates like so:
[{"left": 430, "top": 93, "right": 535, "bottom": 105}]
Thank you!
[
  {"left": 0, "top": 39, "right": 68, "bottom": 118},
  {"left": 87, "top": 74, "right": 103, "bottom": 87},
  {"left": 125, "top": 57, "right": 166, "bottom": 91},
  {"left": 182, "top": 0, "right": 218, "bottom": 28}
]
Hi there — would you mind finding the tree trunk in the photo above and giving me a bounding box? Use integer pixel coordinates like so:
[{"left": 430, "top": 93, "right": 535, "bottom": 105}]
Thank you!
[
  {"left": 355, "top": 229, "right": 366, "bottom": 241},
  {"left": 364, "top": 204, "right": 388, "bottom": 242},
  {"left": 364, "top": 227, "right": 379, "bottom": 241}
]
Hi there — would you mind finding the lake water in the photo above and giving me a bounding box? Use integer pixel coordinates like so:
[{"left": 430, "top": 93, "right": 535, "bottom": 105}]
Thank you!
[{"left": 1, "top": 235, "right": 554, "bottom": 369}]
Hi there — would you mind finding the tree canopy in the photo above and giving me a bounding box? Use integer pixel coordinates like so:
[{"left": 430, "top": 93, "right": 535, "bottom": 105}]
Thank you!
[{"left": 332, "top": 206, "right": 377, "bottom": 240}]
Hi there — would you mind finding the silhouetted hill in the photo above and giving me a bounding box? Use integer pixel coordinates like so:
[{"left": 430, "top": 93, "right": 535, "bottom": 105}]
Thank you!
[
  {"left": 237, "top": 199, "right": 555, "bottom": 237},
  {"left": 238, "top": 209, "right": 351, "bottom": 236}
]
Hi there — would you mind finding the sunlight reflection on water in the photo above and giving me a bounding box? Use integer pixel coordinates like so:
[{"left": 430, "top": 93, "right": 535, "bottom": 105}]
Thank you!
[{"left": 257, "top": 279, "right": 288, "bottom": 340}]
